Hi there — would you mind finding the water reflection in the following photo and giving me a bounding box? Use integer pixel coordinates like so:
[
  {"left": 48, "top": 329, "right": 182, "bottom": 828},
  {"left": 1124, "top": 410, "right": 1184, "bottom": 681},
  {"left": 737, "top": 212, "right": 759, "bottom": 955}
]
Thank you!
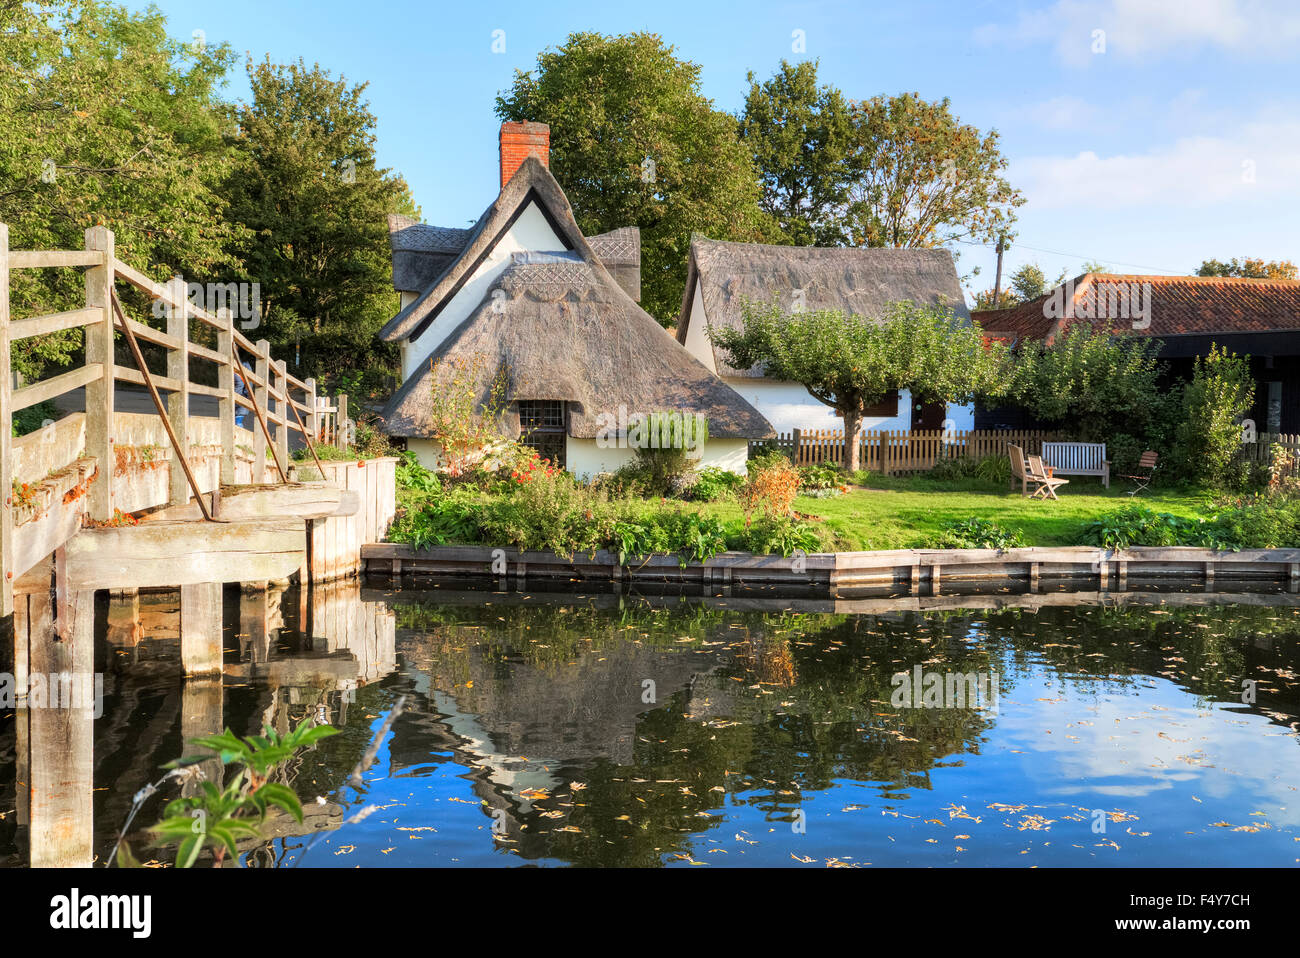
[{"left": 1, "top": 578, "right": 1299, "bottom": 867}]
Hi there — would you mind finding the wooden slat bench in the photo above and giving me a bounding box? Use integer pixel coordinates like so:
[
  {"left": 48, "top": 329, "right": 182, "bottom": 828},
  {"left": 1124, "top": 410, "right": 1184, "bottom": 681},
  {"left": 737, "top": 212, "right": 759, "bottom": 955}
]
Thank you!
[{"left": 1041, "top": 442, "right": 1109, "bottom": 488}]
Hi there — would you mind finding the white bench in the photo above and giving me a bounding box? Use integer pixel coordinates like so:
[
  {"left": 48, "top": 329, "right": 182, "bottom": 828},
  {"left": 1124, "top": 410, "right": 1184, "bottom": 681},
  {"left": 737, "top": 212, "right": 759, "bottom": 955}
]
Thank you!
[{"left": 1041, "top": 442, "right": 1109, "bottom": 488}]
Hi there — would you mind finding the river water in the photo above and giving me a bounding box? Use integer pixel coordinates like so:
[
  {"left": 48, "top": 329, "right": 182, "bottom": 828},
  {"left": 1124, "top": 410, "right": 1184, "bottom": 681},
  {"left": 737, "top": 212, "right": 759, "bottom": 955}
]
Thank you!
[{"left": 2, "top": 579, "right": 1298, "bottom": 867}]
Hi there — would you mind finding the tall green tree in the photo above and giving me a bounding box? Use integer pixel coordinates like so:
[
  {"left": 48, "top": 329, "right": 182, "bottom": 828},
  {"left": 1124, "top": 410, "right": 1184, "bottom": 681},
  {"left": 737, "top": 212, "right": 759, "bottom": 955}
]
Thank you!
[
  {"left": 495, "top": 32, "right": 774, "bottom": 324},
  {"left": 1196, "top": 257, "right": 1298, "bottom": 280},
  {"left": 222, "top": 57, "right": 417, "bottom": 391},
  {"left": 1173, "top": 345, "right": 1255, "bottom": 486},
  {"left": 738, "top": 60, "right": 855, "bottom": 247},
  {"left": 0, "top": 0, "right": 243, "bottom": 377},
  {"left": 842, "top": 93, "right": 1023, "bottom": 250},
  {"left": 712, "top": 299, "right": 1006, "bottom": 471}
]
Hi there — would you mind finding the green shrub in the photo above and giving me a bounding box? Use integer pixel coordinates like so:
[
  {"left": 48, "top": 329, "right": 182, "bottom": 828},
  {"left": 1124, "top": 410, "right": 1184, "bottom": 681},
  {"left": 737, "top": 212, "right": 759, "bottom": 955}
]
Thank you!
[
  {"left": 797, "top": 463, "right": 843, "bottom": 490},
  {"left": 1079, "top": 506, "right": 1195, "bottom": 549},
  {"left": 11, "top": 399, "right": 58, "bottom": 437},
  {"left": 690, "top": 467, "right": 744, "bottom": 502},
  {"left": 396, "top": 451, "right": 440, "bottom": 494},
  {"left": 388, "top": 493, "right": 484, "bottom": 549},
  {"left": 747, "top": 448, "right": 794, "bottom": 477},
  {"left": 932, "top": 517, "right": 1025, "bottom": 550},
  {"left": 1171, "top": 345, "right": 1255, "bottom": 488},
  {"left": 613, "top": 510, "right": 728, "bottom": 566},
  {"left": 731, "top": 516, "right": 827, "bottom": 556},
  {"left": 631, "top": 411, "right": 708, "bottom": 495},
  {"left": 479, "top": 470, "right": 622, "bottom": 556}
]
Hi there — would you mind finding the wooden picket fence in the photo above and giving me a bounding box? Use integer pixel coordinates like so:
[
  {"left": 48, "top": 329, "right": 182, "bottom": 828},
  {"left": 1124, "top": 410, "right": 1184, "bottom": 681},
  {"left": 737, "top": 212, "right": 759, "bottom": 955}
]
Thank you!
[
  {"left": 755, "top": 428, "right": 1059, "bottom": 475},
  {"left": 1236, "top": 433, "right": 1300, "bottom": 479}
]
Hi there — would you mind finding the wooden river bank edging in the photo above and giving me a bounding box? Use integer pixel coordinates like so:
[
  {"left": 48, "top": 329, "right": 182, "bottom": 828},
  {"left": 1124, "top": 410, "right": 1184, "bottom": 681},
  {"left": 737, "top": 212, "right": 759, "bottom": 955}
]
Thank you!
[{"left": 362, "top": 543, "right": 1300, "bottom": 595}]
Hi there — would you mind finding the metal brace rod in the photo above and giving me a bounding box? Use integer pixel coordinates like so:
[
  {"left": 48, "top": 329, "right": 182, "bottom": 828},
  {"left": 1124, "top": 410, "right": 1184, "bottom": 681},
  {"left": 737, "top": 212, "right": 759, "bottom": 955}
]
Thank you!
[
  {"left": 230, "top": 340, "right": 289, "bottom": 485},
  {"left": 110, "top": 291, "right": 215, "bottom": 521}
]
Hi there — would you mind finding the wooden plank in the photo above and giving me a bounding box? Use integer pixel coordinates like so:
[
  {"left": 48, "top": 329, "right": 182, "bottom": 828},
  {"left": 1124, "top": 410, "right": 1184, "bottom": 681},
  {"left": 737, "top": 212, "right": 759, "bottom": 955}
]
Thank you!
[
  {"left": 112, "top": 364, "right": 181, "bottom": 393},
  {"left": 10, "top": 362, "right": 103, "bottom": 410},
  {"left": 252, "top": 339, "right": 269, "bottom": 482},
  {"left": 180, "top": 581, "right": 223, "bottom": 675},
  {"left": 166, "top": 275, "right": 190, "bottom": 505},
  {"left": 84, "top": 227, "right": 114, "bottom": 521},
  {"left": 62, "top": 518, "right": 305, "bottom": 590},
  {"left": 140, "top": 483, "right": 359, "bottom": 521},
  {"left": 9, "top": 249, "right": 102, "bottom": 269},
  {"left": 7, "top": 306, "right": 100, "bottom": 341}
]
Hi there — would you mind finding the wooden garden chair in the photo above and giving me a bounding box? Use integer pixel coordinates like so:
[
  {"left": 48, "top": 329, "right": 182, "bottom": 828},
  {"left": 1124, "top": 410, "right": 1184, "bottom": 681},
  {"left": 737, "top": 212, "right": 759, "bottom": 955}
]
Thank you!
[
  {"left": 1119, "top": 451, "right": 1159, "bottom": 496},
  {"left": 1026, "top": 453, "right": 1070, "bottom": 500},
  {"left": 1008, "top": 444, "right": 1030, "bottom": 495}
]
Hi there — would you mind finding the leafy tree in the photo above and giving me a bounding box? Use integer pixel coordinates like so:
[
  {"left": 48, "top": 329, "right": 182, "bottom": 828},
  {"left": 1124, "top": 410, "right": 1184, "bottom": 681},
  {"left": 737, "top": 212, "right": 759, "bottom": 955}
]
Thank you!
[
  {"left": 0, "top": 0, "right": 244, "bottom": 377},
  {"left": 1172, "top": 345, "right": 1255, "bottom": 487},
  {"left": 711, "top": 299, "right": 1006, "bottom": 471},
  {"left": 841, "top": 93, "right": 1023, "bottom": 250},
  {"left": 1009, "top": 262, "right": 1067, "bottom": 302},
  {"left": 1196, "top": 257, "right": 1298, "bottom": 280},
  {"left": 495, "top": 32, "right": 774, "bottom": 324},
  {"left": 1080, "top": 259, "right": 1111, "bottom": 275},
  {"left": 1008, "top": 322, "right": 1167, "bottom": 443},
  {"left": 972, "top": 287, "right": 1017, "bottom": 310},
  {"left": 221, "top": 57, "right": 417, "bottom": 392},
  {"left": 738, "top": 60, "right": 855, "bottom": 246}
]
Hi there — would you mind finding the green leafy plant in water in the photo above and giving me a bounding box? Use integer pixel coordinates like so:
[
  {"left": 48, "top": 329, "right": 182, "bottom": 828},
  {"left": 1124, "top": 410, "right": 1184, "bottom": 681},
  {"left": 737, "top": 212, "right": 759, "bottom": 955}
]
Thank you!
[{"left": 137, "top": 722, "right": 339, "bottom": 868}]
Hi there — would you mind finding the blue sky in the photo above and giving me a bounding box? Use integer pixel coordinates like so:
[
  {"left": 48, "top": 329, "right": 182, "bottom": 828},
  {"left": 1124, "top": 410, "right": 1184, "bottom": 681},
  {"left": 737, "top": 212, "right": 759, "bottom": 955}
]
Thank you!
[{"left": 123, "top": 0, "right": 1300, "bottom": 298}]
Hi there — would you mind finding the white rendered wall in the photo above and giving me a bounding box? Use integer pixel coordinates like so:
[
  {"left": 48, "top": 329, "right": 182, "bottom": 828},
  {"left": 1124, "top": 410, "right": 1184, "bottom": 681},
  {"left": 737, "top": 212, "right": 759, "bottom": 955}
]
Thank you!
[
  {"left": 680, "top": 284, "right": 717, "bottom": 373},
  {"left": 407, "top": 436, "right": 748, "bottom": 480},
  {"left": 564, "top": 437, "right": 750, "bottom": 481},
  {"left": 400, "top": 201, "right": 564, "bottom": 381}
]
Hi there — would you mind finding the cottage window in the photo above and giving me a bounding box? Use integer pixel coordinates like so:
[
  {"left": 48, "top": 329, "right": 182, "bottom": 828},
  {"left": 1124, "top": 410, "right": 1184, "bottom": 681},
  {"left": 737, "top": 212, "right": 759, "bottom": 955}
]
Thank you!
[{"left": 518, "top": 400, "right": 566, "bottom": 468}]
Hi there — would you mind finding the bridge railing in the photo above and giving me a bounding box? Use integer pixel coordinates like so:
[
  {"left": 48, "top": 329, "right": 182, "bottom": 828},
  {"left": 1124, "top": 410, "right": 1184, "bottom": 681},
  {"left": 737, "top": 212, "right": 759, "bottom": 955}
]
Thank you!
[{"left": 2, "top": 224, "right": 351, "bottom": 615}]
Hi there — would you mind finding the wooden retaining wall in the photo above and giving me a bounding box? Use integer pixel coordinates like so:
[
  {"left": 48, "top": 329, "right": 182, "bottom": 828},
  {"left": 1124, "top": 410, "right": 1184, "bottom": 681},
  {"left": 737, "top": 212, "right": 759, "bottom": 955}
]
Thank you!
[
  {"left": 309, "top": 458, "right": 398, "bottom": 582},
  {"left": 361, "top": 543, "right": 1300, "bottom": 596}
]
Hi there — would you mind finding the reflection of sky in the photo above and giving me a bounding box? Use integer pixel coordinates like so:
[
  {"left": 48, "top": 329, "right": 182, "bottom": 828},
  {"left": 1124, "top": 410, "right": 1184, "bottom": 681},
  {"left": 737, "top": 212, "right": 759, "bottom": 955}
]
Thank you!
[{"left": 281, "top": 651, "right": 1300, "bottom": 868}]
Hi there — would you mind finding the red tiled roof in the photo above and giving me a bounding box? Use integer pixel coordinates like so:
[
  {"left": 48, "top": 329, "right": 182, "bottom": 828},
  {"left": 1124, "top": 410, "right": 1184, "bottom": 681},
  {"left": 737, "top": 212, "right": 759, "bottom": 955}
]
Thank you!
[{"left": 973, "top": 273, "right": 1300, "bottom": 345}]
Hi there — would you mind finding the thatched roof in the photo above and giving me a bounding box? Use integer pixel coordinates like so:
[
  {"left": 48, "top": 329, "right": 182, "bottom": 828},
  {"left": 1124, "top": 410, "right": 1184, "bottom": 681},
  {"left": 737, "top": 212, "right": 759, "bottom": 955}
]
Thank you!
[
  {"left": 380, "top": 250, "right": 773, "bottom": 439},
  {"left": 677, "top": 237, "right": 972, "bottom": 378},
  {"left": 387, "top": 214, "right": 471, "bottom": 294}
]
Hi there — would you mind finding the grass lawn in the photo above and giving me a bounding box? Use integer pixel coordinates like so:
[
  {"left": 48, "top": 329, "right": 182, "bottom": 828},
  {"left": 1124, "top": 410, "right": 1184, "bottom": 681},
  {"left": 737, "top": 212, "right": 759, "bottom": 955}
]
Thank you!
[{"left": 693, "top": 475, "right": 1214, "bottom": 551}]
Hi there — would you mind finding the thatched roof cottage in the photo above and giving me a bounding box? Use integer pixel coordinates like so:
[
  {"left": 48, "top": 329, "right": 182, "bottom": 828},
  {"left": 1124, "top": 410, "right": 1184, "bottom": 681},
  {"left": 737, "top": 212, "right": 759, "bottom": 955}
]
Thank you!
[
  {"left": 378, "top": 122, "right": 773, "bottom": 476},
  {"left": 675, "top": 237, "right": 974, "bottom": 435}
]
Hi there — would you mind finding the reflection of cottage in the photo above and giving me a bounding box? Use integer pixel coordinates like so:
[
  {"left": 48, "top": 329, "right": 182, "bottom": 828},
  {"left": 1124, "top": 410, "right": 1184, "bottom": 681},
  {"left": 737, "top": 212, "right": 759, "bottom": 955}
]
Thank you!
[
  {"left": 676, "top": 238, "right": 976, "bottom": 434},
  {"left": 378, "top": 123, "right": 772, "bottom": 477}
]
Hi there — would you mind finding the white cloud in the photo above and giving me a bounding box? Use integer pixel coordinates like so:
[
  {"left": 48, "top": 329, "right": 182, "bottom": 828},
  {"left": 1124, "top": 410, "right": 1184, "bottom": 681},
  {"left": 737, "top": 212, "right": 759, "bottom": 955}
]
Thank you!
[
  {"left": 1013, "top": 110, "right": 1300, "bottom": 209},
  {"left": 976, "top": 0, "right": 1300, "bottom": 66}
]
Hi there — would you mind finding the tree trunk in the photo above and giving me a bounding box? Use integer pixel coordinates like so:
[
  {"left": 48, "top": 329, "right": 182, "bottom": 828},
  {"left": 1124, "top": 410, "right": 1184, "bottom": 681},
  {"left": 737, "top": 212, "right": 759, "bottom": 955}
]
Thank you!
[{"left": 844, "top": 407, "right": 863, "bottom": 473}]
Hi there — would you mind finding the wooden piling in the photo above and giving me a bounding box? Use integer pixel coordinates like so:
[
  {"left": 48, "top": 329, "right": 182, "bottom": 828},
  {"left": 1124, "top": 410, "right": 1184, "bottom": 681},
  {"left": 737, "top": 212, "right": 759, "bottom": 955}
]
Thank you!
[
  {"left": 180, "top": 581, "right": 223, "bottom": 675},
  {"left": 27, "top": 589, "right": 94, "bottom": 868}
]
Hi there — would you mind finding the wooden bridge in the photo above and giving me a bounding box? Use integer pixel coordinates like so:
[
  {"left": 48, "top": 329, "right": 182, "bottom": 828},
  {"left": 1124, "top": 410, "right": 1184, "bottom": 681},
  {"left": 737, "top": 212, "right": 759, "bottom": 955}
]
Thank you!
[{"left": 1, "top": 223, "right": 396, "bottom": 673}]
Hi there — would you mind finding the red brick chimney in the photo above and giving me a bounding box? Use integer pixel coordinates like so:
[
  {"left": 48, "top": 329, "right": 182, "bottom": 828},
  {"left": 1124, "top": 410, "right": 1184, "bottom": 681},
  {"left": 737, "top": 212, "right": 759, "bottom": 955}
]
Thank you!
[{"left": 499, "top": 121, "right": 549, "bottom": 187}]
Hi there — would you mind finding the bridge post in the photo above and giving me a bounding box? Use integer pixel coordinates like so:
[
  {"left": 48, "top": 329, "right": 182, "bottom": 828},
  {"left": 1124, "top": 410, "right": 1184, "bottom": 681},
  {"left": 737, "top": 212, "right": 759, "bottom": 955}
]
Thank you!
[
  {"left": 253, "top": 340, "right": 269, "bottom": 483},
  {"left": 275, "top": 358, "right": 290, "bottom": 474},
  {"left": 180, "top": 581, "right": 223, "bottom": 675},
  {"left": 305, "top": 378, "right": 319, "bottom": 447},
  {"left": 166, "top": 275, "right": 190, "bottom": 505},
  {"left": 84, "top": 227, "right": 115, "bottom": 522},
  {"left": 217, "top": 306, "right": 236, "bottom": 485},
  {"left": 1, "top": 222, "right": 12, "bottom": 616},
  {"left": 337, "top": 393, "right": 349, "bottom": 451},
  {"left": 27, "top": 587, "right": 95, "bottom": 868}
]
